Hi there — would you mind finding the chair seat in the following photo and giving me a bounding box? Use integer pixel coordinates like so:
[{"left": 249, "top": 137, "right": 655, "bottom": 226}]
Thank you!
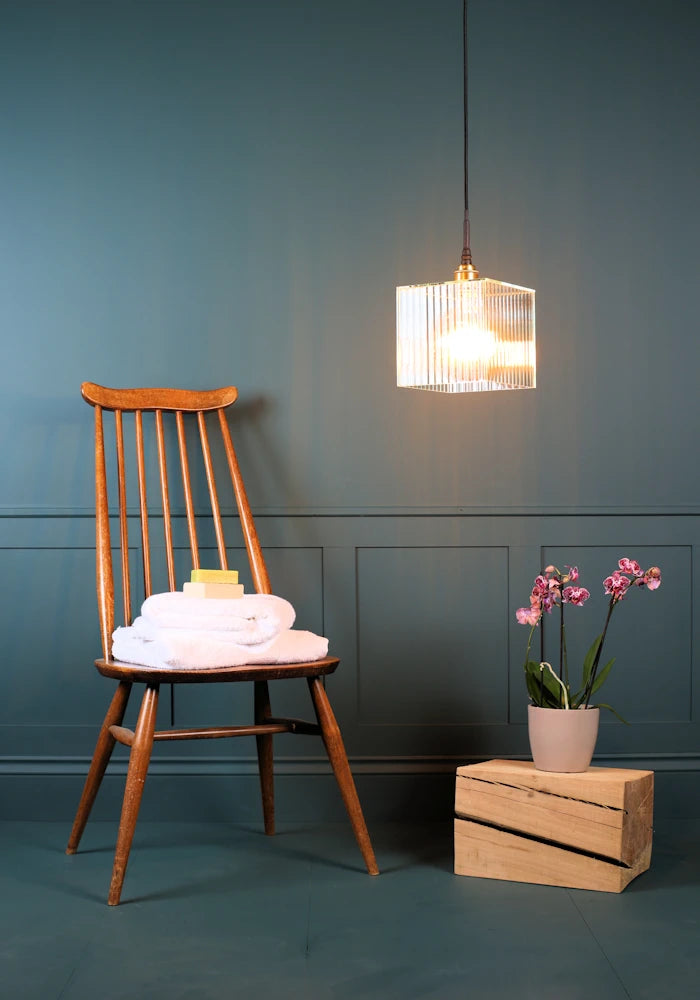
[{"left": 95, "top": 655, "right": 340, "bottom": 684}]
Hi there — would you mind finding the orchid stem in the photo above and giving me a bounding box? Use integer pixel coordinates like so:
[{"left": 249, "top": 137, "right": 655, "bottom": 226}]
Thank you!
[
  {"left": 559, "top": 599, "right": 565, "bottom": 682},
  {"left": 585, "top": 597, "right": 616, "bottom": 707}
]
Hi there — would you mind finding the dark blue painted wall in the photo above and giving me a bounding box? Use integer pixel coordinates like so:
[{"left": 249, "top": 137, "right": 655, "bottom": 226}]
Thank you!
[
  {"left": 3, "top": 0, "right": 698, "bottom": 512},
  {"left": 1, "top": 0, "right": 699, "bottom": 817}
]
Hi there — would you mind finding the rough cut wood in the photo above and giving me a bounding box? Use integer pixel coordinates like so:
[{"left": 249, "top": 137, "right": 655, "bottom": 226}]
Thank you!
[
  {"left": 454, "top": 759, "right": 653, "bottom": 893},
  {"left": 454, "top": 817, "right": 648, "bottom": 892}
]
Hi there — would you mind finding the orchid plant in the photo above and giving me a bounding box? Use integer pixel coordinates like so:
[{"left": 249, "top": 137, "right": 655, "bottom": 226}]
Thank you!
[{"left": 517, "top": 558, "right": 662, "bottom": 718}]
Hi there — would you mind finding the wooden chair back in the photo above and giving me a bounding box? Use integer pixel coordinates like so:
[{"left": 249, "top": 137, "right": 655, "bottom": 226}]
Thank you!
[{"left": 81, "top": 382, "right": 271, "bottom": 660}]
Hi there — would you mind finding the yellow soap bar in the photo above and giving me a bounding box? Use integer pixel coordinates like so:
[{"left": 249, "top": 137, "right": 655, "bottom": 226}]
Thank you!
[
  {"left": 183, "top": 582, "right": 244, "bottom": 599},
  {"left": 190, "top": 569, "right": 239, "bottom": 584}
]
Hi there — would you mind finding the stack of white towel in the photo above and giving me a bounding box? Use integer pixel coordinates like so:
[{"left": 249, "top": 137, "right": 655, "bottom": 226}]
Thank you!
[{"left": 111, "top": 592, "right": 329, "bottom": 669}]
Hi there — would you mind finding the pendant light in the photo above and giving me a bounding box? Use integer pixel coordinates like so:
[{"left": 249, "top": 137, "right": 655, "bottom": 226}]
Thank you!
[{"left": 396, "top": 0, "right": 536, "bottom": 393}]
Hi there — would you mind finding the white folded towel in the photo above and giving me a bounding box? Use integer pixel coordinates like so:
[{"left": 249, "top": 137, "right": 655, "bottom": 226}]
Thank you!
[
  {"left": 140, "top": 592, "right": 295, "bottom": 645},
  {"left": 111, "top": 624, "right": 329, "bottom": 670}
]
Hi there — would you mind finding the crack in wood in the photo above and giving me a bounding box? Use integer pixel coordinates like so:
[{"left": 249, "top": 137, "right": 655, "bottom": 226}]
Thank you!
[
  {"left": 461, "top": 774, "right": 626, "bottom": 812},
  {"left": 454, "top": 814, "right": 634, "bottom": 869}
]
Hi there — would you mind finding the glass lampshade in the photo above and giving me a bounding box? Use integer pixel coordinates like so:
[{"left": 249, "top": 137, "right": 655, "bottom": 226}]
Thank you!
[{"left": 396, "top": 276, "right": 536, "bottom": 392}]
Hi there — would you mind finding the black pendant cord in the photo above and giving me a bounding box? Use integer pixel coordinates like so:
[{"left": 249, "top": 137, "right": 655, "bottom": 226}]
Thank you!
[{"left": 461, "top": 0, "right": 473, "bottom": 267}]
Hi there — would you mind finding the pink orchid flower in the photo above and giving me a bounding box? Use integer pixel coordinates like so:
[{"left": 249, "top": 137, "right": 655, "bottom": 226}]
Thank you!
[
  {"left": 644, "top": 566, "right": 662, "bottom": 590},
  {"left": 562, "top": 586, "right": 590, "bottom": 606},
  {"left": 619, "top": 557, "right": 643, "bottom": 577},
  {"left": 516, "top": 606, "right": 541, "bottom": 626},
  {"left": 603, "top": 571, "right": 631, "bottom": 600},
  {"left": 542, "top": 591, "right": 559, "bottom": 613},
  {"left": 529, "top": 573, "right": 561, "bottom": 614}
]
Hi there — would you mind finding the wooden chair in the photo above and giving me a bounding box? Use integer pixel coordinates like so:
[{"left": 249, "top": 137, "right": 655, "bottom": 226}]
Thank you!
[{"left": 66, "top": 382, "right": 378, "bottom": 904}]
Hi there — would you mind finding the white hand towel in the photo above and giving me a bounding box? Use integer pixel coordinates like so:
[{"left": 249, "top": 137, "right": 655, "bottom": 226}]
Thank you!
[
  {"left": 129, "top": 616, "right": 279, "bottom": 650},
  {"left": 140, "top": 592, "right": 295, "bottom": 645},
  {"left": 111, "top": 625, "right": 329, "bottom": 670}
]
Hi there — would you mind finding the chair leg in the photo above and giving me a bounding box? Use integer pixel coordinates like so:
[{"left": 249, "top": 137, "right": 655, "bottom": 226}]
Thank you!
[
  {"left": 307, "top": 677, "right": 379, "bottom": 875},
  {"left": 255, "top": 680, "right": 275, "bottom": 835},
  {"left": 66, "top": 681, "right": 132, "bottom": 854},
  {"left": 108, "top": 684, "right": 159, "bottom": 905}
]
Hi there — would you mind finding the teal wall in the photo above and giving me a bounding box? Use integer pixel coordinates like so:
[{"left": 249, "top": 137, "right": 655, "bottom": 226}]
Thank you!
[{"left": 2, "top": 0, "right": 699, "bottom": 819}]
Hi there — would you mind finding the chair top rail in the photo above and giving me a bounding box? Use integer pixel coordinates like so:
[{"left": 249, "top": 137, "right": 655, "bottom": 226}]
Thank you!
[{"left": 82, "top": 382, "right": 238, "bottom": 413}]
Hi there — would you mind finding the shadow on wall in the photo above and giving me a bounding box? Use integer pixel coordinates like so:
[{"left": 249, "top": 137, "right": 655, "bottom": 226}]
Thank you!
[{"left": 230, "top": 391, "right": 319, "bottom": 513}]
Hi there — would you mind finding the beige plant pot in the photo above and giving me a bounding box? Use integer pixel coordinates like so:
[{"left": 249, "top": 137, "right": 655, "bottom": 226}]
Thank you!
[{"left": 527, "top": 705, "right": 600, "bottom": 773}]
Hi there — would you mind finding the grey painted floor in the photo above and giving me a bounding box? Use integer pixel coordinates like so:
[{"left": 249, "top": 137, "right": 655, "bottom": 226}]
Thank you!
[{"left": 1, "top": 817, "right": 698, "bottom": 999}]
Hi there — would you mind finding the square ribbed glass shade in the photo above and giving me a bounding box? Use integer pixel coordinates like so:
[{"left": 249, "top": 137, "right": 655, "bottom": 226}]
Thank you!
[{"left": 396, "top": 276, "right": 536, "bottom": 392}]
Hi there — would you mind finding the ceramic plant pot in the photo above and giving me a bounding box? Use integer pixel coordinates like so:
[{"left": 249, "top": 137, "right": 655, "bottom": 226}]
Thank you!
[{"left": 527, "top": 705, "right": 600, "bottom": 773}]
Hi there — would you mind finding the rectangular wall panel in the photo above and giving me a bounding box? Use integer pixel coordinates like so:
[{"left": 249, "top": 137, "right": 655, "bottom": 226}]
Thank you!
[
  {"left": 0, "top": 548, "right": 103, "bottom": 736},
  {"left": 355, "top": 546, "right": 509, "bottom": 726}
]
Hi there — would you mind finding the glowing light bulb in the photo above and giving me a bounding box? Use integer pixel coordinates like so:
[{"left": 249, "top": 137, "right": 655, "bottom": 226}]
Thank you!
[
  {"left": 441, "top": 323, "right": 497, "bottom": 367},
  {"left": 396, "top": 276, "right": 535, "bottom": 393}
]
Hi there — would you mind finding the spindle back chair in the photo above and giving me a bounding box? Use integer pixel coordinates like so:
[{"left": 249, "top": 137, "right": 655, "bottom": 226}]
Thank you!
[{"left": 66, "top": 382, "right": 378, "bottom": 904}]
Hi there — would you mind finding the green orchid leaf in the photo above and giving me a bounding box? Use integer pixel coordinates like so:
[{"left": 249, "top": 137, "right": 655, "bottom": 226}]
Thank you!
[
  {"left": 539, "top": 685, "right": 564, "bottom": 709},
  {"left": 528, "top": 686, "right": 562, "bottom": 709},
  {"left": 526, "top": 681, "right": 559, "bottom": 708},
  {"left": 593, "top": 702, "right": 629, "bottom": 725},
  {"left": 525, "top": 668, "right": 554, "bottom": 707},
  {"left": 527, "top": 661, "right": 560, "bottom": 696},
  {"left": 525, "top": 660, "right": 566, "bottom": 707},
  {"left": 589, "top": 658, "right": 615, "bottom": 696},
  {"left": 582, "top": 634, "right": 603, "bottom": 687},
  {"left": 525, "top": 670, "right": 541, "bottom": 703},
  {"left": 524, "top": 661, "right": 542, "bottom": 689},
  {"left": 525, "top": 664, "right": 544, "bottom": 705}
]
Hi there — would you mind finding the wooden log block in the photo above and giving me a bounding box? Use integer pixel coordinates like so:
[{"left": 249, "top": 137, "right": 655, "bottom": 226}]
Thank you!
[{"left": 454, "top": 759, "right": 653, "bottom": 893}]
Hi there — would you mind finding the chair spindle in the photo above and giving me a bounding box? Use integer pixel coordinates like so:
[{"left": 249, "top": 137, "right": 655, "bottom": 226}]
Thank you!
[
  {"left": 155, "top": 409, "right": 176, "bottom": 591},
  {"left": 176, "top": 410, "right": 200, "bottom": 570},
  {"left": 134, "top": 410, "right": 152, "bottom": 598},
  {"left": 114, "top": 411, "right": 132, "bottom": 625},
  {"left": 197, "top": 411, "right": 228, "bottom": 569},
  {"left": 94, "top": 405, "right": 115, "bottom": 659}
]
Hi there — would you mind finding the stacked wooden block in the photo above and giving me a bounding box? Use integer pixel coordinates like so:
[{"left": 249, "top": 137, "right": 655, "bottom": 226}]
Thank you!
[
  {"left": 454, "top": 759, "right": 653, "bottom": 893},
  {"left": 183, "top": 568, "right": 244, "bottom": 598}
]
